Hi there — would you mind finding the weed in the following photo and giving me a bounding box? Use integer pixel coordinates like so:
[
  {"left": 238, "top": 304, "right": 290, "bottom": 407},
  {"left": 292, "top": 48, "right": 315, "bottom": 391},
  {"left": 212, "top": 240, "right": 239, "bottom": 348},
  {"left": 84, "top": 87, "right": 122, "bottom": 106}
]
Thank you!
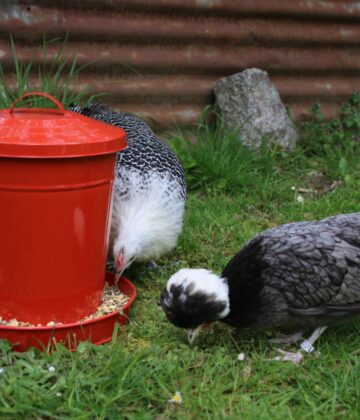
[{"left": 0, "top": 36, "right": 97, "bottom": 109}]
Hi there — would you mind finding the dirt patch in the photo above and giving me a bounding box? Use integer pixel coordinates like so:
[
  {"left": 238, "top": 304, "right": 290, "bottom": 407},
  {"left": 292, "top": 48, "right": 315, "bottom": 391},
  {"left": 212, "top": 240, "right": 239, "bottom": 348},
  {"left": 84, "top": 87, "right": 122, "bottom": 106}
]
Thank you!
[{"left": 298, "top": 171, "right": 342, "bottom": 197}]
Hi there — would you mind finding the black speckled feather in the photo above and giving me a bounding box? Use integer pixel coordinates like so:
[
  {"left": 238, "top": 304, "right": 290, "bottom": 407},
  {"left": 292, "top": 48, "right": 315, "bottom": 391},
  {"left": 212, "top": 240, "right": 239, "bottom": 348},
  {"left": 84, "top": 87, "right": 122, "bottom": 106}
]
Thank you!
[
  {"left": 68, "top": 103, "right": 186, "bottom": 200},
  {"left": 222, "top": 213, "right": 360, "bottom": 329}
]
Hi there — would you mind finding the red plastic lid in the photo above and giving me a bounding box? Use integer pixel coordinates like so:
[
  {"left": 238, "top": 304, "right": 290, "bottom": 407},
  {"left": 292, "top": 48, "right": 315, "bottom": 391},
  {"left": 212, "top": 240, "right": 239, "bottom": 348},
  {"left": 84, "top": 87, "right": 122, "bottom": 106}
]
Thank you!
[{"left": 0, "top": 92, "right": 127, "bottom": 158}]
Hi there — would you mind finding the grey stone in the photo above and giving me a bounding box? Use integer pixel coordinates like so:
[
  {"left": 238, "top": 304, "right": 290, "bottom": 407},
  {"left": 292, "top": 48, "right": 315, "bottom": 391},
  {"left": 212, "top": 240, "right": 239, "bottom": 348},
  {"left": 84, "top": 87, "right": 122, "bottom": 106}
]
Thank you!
[{"left": 214, "top": 68, "right": 298, "bottom": 150}]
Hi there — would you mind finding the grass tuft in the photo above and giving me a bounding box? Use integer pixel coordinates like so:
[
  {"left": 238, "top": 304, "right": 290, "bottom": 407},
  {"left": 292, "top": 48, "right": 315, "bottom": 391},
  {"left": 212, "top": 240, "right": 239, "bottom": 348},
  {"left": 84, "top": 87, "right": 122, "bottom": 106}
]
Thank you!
[
  {"left": 0, "top": 36, "right": 97, "bottom": 109},
  {"left": 168, "top": 108, "right": 287, "bottom": 194}
]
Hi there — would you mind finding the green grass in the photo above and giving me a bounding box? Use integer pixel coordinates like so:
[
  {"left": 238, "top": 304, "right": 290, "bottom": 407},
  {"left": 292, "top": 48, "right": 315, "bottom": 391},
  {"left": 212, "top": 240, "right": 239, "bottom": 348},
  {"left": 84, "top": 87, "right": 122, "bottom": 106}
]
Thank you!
[
  {"left": 0, "top": 36, "right": 96, "bottom": 109},
  {"left": 1, "top": 98, "right": 360, "bottom": 418}
]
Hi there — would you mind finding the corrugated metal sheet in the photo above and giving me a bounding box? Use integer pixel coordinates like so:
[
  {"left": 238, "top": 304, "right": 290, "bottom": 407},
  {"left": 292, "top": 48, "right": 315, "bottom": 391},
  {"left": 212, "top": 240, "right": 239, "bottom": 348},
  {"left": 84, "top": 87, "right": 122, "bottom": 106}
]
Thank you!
[{"left": 1, "top": 0, "right": 360, "bottom": 129}]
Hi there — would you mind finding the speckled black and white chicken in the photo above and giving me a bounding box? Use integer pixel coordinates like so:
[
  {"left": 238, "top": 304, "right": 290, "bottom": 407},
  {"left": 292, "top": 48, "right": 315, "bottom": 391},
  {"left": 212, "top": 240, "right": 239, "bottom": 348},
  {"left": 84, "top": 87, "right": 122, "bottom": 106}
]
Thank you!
[
  {"left": 69, "top": 103, "right": 186, "bottom": 278},
  {"left": 161, "top": 213, "right": 360, "bottom": 363}
]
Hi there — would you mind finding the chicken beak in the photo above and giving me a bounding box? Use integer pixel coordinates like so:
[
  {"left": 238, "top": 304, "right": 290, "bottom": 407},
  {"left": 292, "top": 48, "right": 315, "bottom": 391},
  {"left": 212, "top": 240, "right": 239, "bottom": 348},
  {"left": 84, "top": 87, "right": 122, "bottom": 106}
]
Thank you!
[
  {"left": 115, "top": 267, "right": 125, "bottom": 284},
  {"left": 187, "top": 325, "right": 204, "bottom": 345}
]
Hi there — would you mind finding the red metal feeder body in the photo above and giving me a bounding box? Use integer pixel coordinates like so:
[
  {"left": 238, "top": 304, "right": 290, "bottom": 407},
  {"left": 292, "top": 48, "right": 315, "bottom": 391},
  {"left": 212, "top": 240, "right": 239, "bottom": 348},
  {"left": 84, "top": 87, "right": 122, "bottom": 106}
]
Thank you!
[{"left": 0, "top": 93, "right": 127, "bottom": 325}]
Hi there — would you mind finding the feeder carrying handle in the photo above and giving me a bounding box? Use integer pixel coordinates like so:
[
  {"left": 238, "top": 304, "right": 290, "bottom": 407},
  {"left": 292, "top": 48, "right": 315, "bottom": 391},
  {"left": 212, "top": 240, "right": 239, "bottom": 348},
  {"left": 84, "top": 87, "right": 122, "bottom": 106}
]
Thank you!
[{"left": 9, "top": 92, "right": 65, "bottom": 115}]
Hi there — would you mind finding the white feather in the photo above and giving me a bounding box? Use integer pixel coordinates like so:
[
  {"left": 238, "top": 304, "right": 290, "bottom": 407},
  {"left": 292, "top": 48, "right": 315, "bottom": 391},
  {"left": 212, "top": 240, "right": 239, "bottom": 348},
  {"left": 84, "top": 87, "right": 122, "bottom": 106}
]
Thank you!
[
  {"left": 111, "top": 169, "right": 185, "bottom": 263},
  {"left": 166, "top": 268, "right": 230, "bottom": 319}
]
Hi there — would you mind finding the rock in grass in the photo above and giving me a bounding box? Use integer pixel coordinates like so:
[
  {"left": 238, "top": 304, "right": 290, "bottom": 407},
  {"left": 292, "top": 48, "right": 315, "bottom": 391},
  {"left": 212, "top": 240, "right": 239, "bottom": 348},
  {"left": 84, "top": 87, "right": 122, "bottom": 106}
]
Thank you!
[{"left": 214, "top": 68, "right": 298, "bottom": 151}]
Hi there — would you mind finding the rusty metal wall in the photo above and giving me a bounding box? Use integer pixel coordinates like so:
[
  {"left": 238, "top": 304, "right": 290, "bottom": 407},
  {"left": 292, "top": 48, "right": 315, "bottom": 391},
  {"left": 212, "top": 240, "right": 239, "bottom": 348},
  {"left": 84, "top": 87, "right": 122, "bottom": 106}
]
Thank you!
[{"left": 1, "top": 0, "right": 360, "bottom": 128}]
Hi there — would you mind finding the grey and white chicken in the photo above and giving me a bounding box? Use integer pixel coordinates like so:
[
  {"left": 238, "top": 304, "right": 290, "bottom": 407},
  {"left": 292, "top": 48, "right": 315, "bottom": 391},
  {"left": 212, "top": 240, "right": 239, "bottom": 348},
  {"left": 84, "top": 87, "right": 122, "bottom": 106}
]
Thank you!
[
  {"left": 161, "top": 213, "right": 360, "bottom": 363},
  {"left": 69, "top": 103, "right": 186, "bottom": 279}
]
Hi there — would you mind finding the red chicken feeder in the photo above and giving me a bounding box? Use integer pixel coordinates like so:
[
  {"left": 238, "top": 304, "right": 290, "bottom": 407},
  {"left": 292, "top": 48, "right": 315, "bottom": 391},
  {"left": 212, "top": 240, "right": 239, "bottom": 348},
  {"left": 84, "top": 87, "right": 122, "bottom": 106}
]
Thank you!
[
  {"left": 0, "top": 92, "right": 128, "bottom": 330},
  {"left": 0, "top": 272, "right": 137, "bottom": 352}
]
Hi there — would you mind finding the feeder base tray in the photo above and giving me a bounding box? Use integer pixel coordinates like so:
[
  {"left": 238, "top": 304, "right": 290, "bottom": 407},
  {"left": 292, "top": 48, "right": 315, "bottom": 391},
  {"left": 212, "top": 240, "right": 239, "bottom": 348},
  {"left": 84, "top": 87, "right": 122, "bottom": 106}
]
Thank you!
[{"left": 0, "top": 273, "right": 136, "bottom": 352}]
